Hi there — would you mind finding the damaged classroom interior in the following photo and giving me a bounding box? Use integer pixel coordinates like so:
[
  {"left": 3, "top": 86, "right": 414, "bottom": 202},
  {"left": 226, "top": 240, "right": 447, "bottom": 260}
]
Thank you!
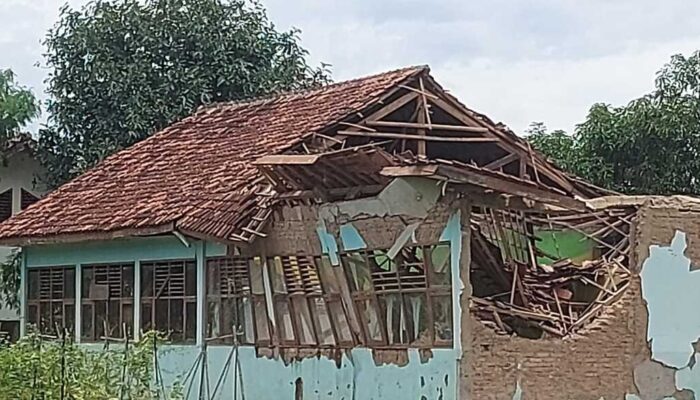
[{"left": 0, "top": 65, "right": 698, "bottom": 399}]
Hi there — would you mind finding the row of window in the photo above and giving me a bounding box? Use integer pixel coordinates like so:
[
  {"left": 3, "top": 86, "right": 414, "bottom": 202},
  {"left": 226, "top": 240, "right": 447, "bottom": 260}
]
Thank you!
[{"left": 26, "top": 244, "right": 453, "bottom": 348}]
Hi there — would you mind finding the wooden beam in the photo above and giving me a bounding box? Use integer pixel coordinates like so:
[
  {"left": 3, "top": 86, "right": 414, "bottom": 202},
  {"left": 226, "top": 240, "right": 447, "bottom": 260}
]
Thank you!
[
  {"left": 420, "top": 79, "right": 576, "bottom": 193},
  {"left": 419, "top": 77, "right": 432, "bottom": 129},
  {"left": 365, "top": 91, "right": 419, "bottom": 122},
  {"left": 364, "top": 120, "right": 489, "bottom": 133},
  {"left": 337, "top": 130, "right": 498, "bottom": 143},
  {"left": 483, "top": 153, "right": 520, "bottom": 170},
  {"left": 398, "top": 84, "right": 439, "bottom": 100},
  {"left": 339, "top": 122, "right": 376, "bottom": 132},
  {"left": 434, "top": 165, "right": 586, "bottom": 211},
  {"left": 381, "top": 164, "right": 586, "bottom": 211},
  {"left": 416, "top": 96, "right": 427, "bottom": 156},
  {"left": 253, "top": 154, "right": 320, "bottom": 165},
  {"left": 380, "top": 165, "right": 439, "bottom": 177}
]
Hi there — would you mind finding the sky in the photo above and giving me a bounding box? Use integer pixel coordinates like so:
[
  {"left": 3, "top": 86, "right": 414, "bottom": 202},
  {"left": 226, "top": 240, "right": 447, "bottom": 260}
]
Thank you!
[{"left": 2, "top": 0, "right": 700, "bottom": 135}]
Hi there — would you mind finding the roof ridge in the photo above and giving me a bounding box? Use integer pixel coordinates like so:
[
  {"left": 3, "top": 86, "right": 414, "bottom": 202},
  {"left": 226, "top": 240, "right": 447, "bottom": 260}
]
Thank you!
[{"left": 194, "top": 64, "right": 429, "bottom": 115}]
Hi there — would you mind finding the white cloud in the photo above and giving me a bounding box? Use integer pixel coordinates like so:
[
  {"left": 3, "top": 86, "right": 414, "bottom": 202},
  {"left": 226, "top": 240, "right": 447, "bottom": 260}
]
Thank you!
[{"left": 2, "top": 0, "right": 700, "bottom": 135}]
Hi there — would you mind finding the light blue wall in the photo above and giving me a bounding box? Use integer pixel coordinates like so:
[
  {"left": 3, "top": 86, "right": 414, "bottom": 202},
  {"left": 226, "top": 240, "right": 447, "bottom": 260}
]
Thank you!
[
  {"left": 24, "top": 235, "right": 227, "bottom": 267},
  {"left": 23, "top": 230, "right": 462, "bottom": 400},
  {"left": 20, "top": 178, "right": 464, "bottom": 400}
]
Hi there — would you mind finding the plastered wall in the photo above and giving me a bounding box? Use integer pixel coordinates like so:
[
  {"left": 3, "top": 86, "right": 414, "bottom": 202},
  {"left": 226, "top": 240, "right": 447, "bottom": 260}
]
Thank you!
[{"left": 23, "top": 177, "right": 470, "bottom": 400}]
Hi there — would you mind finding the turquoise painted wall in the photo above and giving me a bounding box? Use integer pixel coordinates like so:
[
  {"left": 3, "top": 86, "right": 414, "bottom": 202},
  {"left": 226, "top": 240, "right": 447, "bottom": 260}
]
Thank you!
[
  {"left": 24, "top": 235, "right": 227, "bottom": 267},
  {"left": 24, "top": 231, "right": 461, "bottom": 400}
]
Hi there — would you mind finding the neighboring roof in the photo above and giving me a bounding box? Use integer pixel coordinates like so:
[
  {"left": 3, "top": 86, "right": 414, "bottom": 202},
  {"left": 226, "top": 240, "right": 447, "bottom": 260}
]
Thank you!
[
  {"left": 0, "top": 66, "right": 425, "bottom": 244},
  {"left": 3, "top": 132, "right": 37, "bottom": 158}
]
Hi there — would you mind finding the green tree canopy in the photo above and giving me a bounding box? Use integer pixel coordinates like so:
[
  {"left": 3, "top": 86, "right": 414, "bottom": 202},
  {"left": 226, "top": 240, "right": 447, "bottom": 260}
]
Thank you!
[
  {"left": 0, "top": 69, "right": 39, "bottom": 144},
  {"left": 40, "top": 0, "right": 330, "bottom": 186},
  {"left": 527, "top": 51, "right": 700, "bottom": 195}
]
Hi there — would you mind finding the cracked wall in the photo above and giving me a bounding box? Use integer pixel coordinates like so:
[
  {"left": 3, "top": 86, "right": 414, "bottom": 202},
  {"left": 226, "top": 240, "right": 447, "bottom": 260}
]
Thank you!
[
  {"left": 634, "top": 205, "right": 700, "bottom": 400},
  {"left": 22, "top": 177, "right": 470, "bottom": 400},
  {"left": 467, "top": 204, "right": 700, "bottom": 400}
]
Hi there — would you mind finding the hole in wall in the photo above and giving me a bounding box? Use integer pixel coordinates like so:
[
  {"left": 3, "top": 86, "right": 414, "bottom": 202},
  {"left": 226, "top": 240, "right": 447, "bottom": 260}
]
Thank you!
[{"left": 295, "top": 377, "right": 303, "bottom": 400}]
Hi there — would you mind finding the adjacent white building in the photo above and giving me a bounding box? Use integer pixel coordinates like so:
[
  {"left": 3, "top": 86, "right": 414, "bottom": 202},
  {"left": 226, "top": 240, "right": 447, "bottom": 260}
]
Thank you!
[{"left": 0, "top": 135, "right": 46, "bottom": 340}]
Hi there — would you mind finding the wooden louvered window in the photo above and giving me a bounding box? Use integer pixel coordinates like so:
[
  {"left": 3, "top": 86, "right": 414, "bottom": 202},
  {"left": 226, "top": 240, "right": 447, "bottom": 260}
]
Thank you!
[
  {"left": 26, "top": 266, "right": 76, "bottom": 337},
  {"left": 206, "top": 257, "right": 271, "bottom": 345},
  {"left": 80, "top": 263, "right": 134, "bottom": 341},
  {"left": 0, "top": 189, "right": 12, "bottom": 222},
  {"left": 20, "top": 189, "right": 40, "bottom": 210},
  {"left": 267, "top": 255, "right": 338, "bottom": 346},
  {"left": 340, "top": 243, "right": 453, "bottom": 348},
  {"left": 140, "top": 260, "right": 197, "bottom": 343}
]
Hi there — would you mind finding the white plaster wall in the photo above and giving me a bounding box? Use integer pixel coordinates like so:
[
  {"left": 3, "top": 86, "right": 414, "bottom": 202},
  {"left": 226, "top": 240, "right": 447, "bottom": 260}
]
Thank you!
[{"left": 0, "top": 150, "right": 46, "bottom": 321}]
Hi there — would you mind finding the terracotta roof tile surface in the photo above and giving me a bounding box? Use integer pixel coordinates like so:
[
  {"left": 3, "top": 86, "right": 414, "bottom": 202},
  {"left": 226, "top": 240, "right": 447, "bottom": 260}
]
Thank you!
[{"left": 0, "top": 66, "right": 425, "bottom": 242}]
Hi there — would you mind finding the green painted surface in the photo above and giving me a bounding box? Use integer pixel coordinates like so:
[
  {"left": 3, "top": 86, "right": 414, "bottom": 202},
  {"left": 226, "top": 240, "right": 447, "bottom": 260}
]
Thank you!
[
  {"left": 24, "top": 236, "right": 227, "bottom": 267},
  {"left": 534, "top": 229, "right": 595, "bottom": 265}
]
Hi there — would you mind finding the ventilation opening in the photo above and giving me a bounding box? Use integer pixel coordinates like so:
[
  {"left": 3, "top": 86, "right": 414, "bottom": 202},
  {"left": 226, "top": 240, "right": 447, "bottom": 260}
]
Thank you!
[{"left": 0, "top": 189, "right": 12, "bottom": 222}]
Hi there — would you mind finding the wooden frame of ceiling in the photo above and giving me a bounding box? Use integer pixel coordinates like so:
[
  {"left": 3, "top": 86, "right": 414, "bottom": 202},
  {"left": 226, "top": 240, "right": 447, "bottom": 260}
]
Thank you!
[{"left": 290, "top": 70, "right": 581, "bottom": 196}]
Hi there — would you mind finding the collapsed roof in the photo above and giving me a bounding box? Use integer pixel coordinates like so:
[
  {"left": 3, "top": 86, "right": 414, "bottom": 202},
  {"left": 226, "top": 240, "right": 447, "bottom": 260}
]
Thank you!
[{"left": 0, "top": 65, "right": 607, "bottom": 246}]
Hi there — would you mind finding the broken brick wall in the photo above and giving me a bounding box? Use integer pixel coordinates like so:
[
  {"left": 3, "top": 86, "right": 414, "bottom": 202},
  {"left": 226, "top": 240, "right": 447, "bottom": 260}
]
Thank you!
[
  {"left": 466, "top": 207, "right": 648, "bottom": 400},
  {"left": 467, "top": 281, "right": 646, "bottom": 400},
  {"left": 466, "top": 203, "right": 700, "bottom": 400}
]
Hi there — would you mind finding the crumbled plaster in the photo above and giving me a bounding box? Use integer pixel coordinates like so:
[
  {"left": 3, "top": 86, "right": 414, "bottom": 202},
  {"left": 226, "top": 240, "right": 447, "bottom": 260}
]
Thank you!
[
  {"left": 318, "top": 177, "right": 442, "bottom": 222},
  {"left": 316, "top": 220, "right": 340, "bottom": 265},
  {"left": 675, "top": 353, "right": 700, "bottom": 396},
  {"left": 440, "top": 210, "right": 464, "bottom": 355},
  {"left": 640, "top": 230, "right": 700, "bottom": 369},
  {"left": 339, "top": 223, "right": 367, "bottom": 251},
  {"left": 633, "top": 360, "right": 677, "bottom": 399},
  {"left": 511, "top": 380, "right": 523, "bottom": 400},
  {"left": 387, "top": 222, "right": 420, "bottom": 259}
]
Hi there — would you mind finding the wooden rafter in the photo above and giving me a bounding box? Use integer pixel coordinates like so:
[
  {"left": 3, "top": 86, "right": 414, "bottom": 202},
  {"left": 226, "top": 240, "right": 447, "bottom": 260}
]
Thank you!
[
  {"left": 337, "top": 130, "right": 498, "bottom": 143},
  {"left": 364, "top": 120, "right": 488, "bottom": 133},
  {"left": 484, "top": 153, "right": 520, "bottom": 170}
]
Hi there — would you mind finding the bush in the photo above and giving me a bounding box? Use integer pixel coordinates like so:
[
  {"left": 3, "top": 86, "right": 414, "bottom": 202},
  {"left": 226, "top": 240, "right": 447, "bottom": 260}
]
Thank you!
[{"left": 0, "top": 331, "right": 182, "bottom": 399}]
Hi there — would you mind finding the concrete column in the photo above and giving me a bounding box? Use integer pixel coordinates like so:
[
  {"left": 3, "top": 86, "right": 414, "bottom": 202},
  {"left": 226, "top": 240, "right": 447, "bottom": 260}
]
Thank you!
[
  {"left": 19, "top": 251, "right": 26, "bottom": 337},
  {"left": 74, "top": 264, "right": 82, "bottom": 343},
  {"left": 133, "top": 260, "right": 141, "bottom": 340},
  {"left": 196, "top": 241, "right": 205, "bottom": 347}
]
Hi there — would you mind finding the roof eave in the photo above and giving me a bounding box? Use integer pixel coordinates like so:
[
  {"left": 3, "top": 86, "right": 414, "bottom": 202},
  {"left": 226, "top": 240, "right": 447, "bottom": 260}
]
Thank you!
[{"left": 0, "top": 223, "right": 176, "bottom": 247}]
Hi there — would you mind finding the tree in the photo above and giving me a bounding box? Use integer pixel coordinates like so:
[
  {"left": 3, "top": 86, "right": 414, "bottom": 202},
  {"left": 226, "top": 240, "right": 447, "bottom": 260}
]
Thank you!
[
  {"left": 40, "top": 0, "right": 330, "bottom": 186},
  {"left": 0, "top": 69, "right": 39, "bottom": 146},
  {"left": 527, "top": 50, "right": 700, "bottom": 195}
]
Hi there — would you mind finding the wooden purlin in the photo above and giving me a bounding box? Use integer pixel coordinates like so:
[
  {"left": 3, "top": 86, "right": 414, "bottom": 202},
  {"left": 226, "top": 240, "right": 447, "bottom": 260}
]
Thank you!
[{"left": 419, "top": 73, "right": 579, "bottom": 195}]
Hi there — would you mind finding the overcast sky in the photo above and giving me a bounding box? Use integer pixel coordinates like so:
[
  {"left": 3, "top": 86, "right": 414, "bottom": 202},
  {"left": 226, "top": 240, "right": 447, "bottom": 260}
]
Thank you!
[{"left": 2, "top": 0, "right": 700, "bottom": 134}]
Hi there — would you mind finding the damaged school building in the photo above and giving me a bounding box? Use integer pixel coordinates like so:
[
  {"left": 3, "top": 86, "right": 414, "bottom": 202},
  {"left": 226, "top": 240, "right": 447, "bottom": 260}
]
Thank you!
[{"left": 0, "top": 65, "right": 699, "bottom": 399}]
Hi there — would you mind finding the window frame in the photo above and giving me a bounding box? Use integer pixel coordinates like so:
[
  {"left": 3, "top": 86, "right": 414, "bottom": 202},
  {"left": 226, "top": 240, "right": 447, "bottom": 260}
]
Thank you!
[
  {"left": 80, "top": 262, "right": 135, "bottom": 342},
  {"left": 26, "top": 265, "right": 76, "bottom": 337},
  {"left": 139, "top": 259, "right": 197, "bottom": 344},
  {"left": 339, "top": 242, "right": 453, "bottom": 349}
]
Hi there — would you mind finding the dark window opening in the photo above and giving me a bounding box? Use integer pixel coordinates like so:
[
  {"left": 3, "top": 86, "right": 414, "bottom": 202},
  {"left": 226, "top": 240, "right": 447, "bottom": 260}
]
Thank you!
[
  {"left": 20, "top": 189, "right": 40, "bottom": 210},
  {"left": 81, "top": 263, "right": 134, "bottom": 342},
  {"left": 140, "top": 260, "right": 196, "bottom": 343},
  {"left": 206, "top": 257, "right": 262, "bottom": 345},
  {"left": 0, "top": 189, "right": 12, "bottom": 222},
  {"left": 26, "top": 266, "right": 76, "bottom": 337}
]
